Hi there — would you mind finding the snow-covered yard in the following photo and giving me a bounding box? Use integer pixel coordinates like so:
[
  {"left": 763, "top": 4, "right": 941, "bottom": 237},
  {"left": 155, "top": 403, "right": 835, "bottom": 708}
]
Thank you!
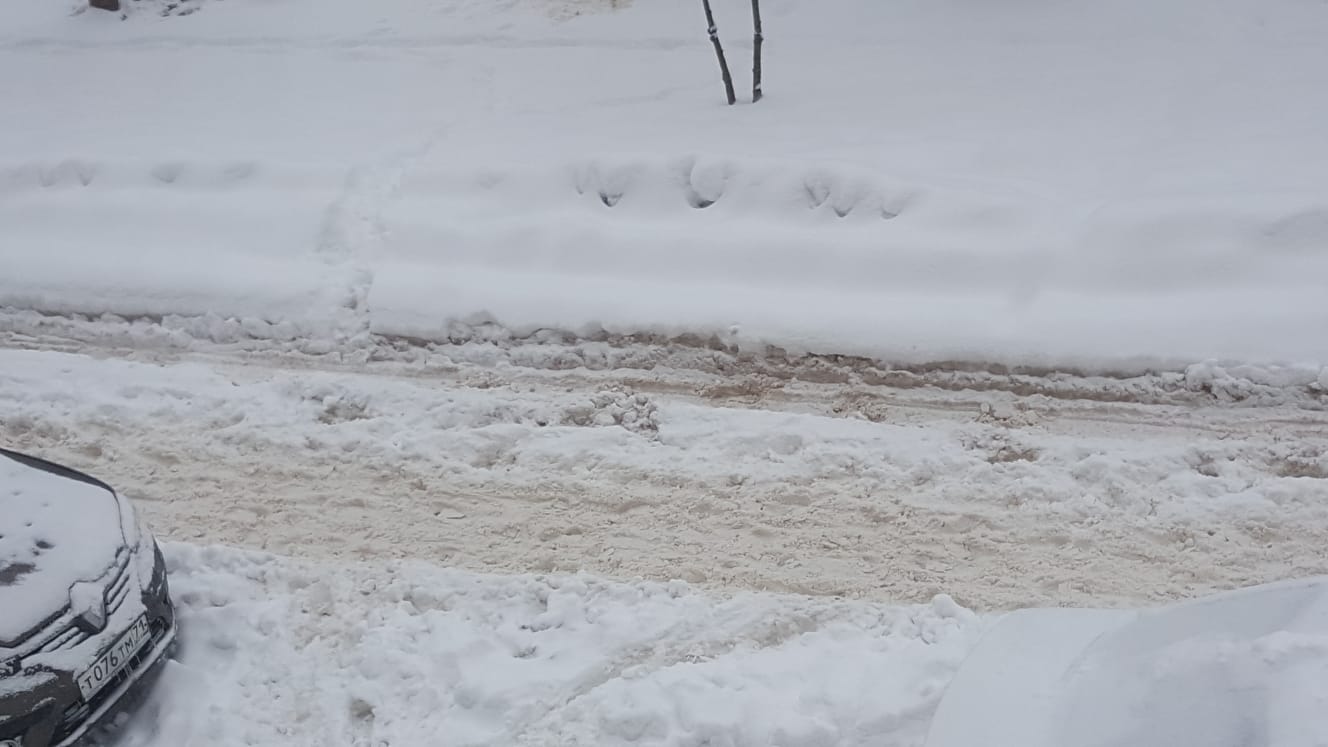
[
  {"left": 6, "top": 0, "right": 1328, "bottom": 372},
  {"left": 4, "top": 0, "right": 1328, "bottom": 744}
]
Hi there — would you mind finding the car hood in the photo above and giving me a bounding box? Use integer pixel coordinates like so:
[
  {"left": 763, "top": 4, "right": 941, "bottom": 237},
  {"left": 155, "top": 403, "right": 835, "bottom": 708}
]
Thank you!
[{"left": 0, "top": 452, "right": 126, "bottom": 647}]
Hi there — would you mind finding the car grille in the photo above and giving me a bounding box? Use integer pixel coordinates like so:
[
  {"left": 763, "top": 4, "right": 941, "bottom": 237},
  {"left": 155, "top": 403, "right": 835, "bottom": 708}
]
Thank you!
[
  {"left": 29, "top": 547, "right": 133, "bottom": 656},
  {"left": 53, "top": 618, "right": 170, "bottom": 745}
]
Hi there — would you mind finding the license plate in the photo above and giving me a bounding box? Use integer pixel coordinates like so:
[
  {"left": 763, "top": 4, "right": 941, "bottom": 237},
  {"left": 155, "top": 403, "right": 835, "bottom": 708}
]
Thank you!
[{"left": 77, "top": 615, "right": 151, "bottom": 699}]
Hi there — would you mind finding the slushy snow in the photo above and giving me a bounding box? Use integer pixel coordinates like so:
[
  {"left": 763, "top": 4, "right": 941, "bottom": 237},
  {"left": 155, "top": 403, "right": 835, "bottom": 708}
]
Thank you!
[{"left": 5, "top": 346, "right": 1327, "bottom": 612}]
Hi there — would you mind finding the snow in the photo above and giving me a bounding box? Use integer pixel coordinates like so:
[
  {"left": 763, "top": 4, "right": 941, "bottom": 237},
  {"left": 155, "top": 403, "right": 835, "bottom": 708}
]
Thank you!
[
  {"left": 0, "top": 451, "right": 123, "bottom": 644},
  {"left": 928, "top": 577, "right": 1328, "bottom": 747},
  {"left": 108, "top": 546, "right": 1328, "bottom": 747},
  {"left": 115, "top": 543, "right": 982, "bottom": 747},
  {"left": 3, "top": 0, "right": 1328, "bottom": 743},
  {"left": 4, "top": 344, "right": 1327, "bottom": 612},
  {"left": 4, "top": 0, "right": 1328, "bottom": 373},
  {"left": 924, "top": 607, "right": 1139, "bottom": 747}
]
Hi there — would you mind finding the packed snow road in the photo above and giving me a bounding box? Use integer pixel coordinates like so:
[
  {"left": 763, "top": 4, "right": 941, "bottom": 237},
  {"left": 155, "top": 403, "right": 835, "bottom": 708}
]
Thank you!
[{"left": 3, "top": 326, "right": 1326, "bottom": 611}]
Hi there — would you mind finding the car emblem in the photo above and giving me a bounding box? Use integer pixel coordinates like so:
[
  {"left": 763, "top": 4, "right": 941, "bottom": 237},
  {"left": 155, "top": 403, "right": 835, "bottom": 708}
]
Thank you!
[{"left": 70, "top": 581, "right": 109, "bottom": 634}]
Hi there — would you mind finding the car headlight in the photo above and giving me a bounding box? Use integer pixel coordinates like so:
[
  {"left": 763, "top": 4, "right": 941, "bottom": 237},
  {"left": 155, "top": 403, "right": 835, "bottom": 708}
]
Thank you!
[
  {"left": 114, "top": 493, "right": 163, "bottom": 588},
  {"left": 115, "top": 492, "right": 142, "bottom": 549},
  {"left": 133, "top": 526, "right": 161, "bottom": 591}
]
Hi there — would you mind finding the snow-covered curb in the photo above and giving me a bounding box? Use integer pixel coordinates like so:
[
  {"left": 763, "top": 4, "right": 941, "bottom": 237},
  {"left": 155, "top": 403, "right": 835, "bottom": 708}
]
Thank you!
[{"left": 4, "top": 309, "right": 1326, "bottom": 408}]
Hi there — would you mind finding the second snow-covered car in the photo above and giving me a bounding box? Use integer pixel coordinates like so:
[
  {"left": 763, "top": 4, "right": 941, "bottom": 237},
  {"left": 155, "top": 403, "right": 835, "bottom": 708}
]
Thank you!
[{"left": 1, "top": 448, "right": 177, "bottom": 747}]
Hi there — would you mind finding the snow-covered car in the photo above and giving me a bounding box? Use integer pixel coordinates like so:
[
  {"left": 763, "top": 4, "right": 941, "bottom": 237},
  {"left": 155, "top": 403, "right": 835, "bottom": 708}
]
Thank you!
[{"left": 0, "top": 448, "right": 177, "bottom": 747}]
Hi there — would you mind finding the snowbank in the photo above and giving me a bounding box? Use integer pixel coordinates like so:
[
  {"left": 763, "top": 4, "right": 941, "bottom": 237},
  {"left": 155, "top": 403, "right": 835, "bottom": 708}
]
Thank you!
[
  {"left": 927, "top": 577, "right": 1328, "bottom": 747},
  {"left": 113, "top": 543, "right": 981, "bottom": 746},
  {"left": 108, "top": 544, "right": 1328, "bottom": 747},
  {"left": 4, "top": 0, "right": 1328, "bottom": 372}
]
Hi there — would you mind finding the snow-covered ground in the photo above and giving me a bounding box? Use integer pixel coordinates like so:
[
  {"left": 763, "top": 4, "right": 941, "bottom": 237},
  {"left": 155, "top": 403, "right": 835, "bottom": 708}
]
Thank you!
[
  {"left": 5, "top": 344, "right": 1328, "bottom": 612},
  {"left": 4, "top": 0, "right": 1328, "bottom": 744},
  {"left": 4, "top": 0, "right": 1328, "bottom": 372},
  {"left": 3, "top": 337, "right": 1327, "bottom": 744},
  {"left": 112, "top": 544, "right": 979, "bottom": 747}
]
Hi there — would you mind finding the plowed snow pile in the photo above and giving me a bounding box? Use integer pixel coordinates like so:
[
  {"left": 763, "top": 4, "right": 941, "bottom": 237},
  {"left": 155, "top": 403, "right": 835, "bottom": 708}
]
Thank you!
[
  {"left": 117, "top": 544, "right": 980, "bottom": 747},
  {"left": 3, "top": 0, "right": 1328, "bottom": 744}
]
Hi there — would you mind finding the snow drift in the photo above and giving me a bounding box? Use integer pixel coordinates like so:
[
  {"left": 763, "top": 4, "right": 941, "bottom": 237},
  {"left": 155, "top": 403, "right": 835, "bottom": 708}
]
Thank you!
[
  {"left": 926, "top": 577, "right": 1328, "bottom": 747},
  {"left": 116, "top": 544, "right": 981, "bottom": 747}
]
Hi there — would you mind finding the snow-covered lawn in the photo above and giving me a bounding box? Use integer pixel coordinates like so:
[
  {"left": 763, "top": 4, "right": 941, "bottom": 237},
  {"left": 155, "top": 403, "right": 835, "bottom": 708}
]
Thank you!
[{"left": 4, "top": 0, "right": 1328, "bottom": 372}]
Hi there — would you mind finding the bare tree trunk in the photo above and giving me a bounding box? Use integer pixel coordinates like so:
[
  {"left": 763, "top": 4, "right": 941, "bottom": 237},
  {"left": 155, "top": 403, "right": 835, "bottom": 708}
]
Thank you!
[
  {"left": 701, "top": 0, "right": 737, "bottom": 105},
  {"left": 751, "top": 0, "right": 764, "bottom": 102}
]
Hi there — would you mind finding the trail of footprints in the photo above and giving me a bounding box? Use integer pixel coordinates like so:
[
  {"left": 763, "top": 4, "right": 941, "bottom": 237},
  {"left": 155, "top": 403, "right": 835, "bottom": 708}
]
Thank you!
[
  {"left": 1, "top": 159, "right": 260, "bottom": 190},
  {"left": 8, "top": 157, "right": 905, "bottom": 220},
  {"left": 574, "top": 159, "right": 907, "bottom": 219}
]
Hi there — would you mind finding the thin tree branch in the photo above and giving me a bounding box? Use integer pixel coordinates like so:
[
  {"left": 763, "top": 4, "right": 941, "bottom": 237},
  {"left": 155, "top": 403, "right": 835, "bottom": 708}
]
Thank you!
[
  {"left": 751, "top": 0, "right": 764, "bottom": 102},
  {"left": 701, "top": 0, "right": 737, "bottom": 105}
]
